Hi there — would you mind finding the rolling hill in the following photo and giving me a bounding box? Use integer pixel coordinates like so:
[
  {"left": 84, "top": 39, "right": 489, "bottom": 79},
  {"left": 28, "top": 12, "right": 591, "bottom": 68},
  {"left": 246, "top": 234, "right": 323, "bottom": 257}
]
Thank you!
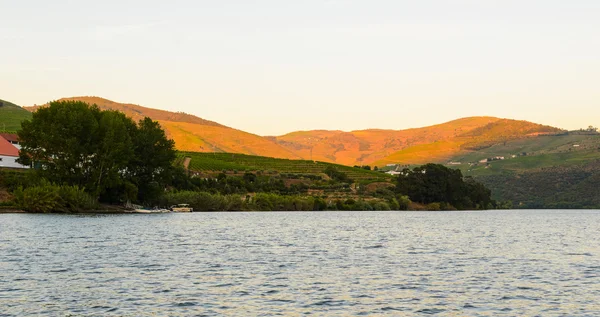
[
  {"left": 271, "top": 117, "right": 563, "bottom": 166},
  {"left": 0, "top": 99, "right": 32, "bottom": 132},
  {"left": 434, "top": 131, "right": 600, "bottom": 208},
  {"left": 23, "top": 96, "right": 566, "bottom": 167},
  {"left": 25, "top": 97, "right": 302, "bottom": 159}
]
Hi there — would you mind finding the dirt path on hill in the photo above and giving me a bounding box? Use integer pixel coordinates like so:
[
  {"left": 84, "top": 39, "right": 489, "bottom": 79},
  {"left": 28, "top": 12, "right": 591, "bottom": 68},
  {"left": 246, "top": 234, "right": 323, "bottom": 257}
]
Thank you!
[{"left": 183, "top": 157, "right": 191, "bottom": 170}]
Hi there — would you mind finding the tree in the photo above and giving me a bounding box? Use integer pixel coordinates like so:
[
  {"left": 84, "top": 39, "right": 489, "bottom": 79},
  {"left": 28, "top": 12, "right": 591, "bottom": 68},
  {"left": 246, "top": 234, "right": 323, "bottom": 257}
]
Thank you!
[
  {"left": 18, "top": 101, "right": 103, "bottom": 189},
  {"left": 396, "top": 163, "right": 493, "bottom": 210},
  {"left": 128, "top": 117, "right": 176, "bottom": 203},
  {"left": 323, "top": 166, "right": 353, "bottom": 183},
  {"left": 90, "top": 110, "right": 136, "bottom": 197},
  {"left": 18, "top": 100, "right": 176, "bottom": 204}
]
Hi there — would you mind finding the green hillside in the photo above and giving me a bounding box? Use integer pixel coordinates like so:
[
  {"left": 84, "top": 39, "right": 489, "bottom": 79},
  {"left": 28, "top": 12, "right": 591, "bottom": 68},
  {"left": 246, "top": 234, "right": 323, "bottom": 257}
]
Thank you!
[
  {"left": 0, "top": 99, "right": 31, "bottom": 132},
  {"left": 455, "top": 148, "right": 600, "bottom": 208},
  {"left": 463, "top": 149, "right": 600, "bottom": 176},
  {"left": 431, "top": 133, "right": 600, "bottom": 208},
  {"left": 179, "top": 152, "right": 392, "bottom": 183},
  {"left": 474, "top": 158, "right": 600, "bottom": 209},
  {"left": 451, "top": 133, "right": 600, "bottom": 165}
]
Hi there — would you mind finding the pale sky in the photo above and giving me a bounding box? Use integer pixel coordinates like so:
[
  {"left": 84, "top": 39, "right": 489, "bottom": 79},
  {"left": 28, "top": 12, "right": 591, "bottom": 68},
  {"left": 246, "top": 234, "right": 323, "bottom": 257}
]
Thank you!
[{"left": 1, "top": 0, "right": 599, "bottom": 135}]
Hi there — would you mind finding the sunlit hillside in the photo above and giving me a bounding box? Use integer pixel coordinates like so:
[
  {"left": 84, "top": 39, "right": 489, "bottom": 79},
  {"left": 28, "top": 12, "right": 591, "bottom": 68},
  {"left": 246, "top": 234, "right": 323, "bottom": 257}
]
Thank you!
[
  {"left": 373, "top": 120, "right": 564, "bottom": 165},
  {"left": 25, "top": 97, "right": 302, "bottom": 160},
  {"left": 24, "top": 97, "right": 565, "bottom": 166},
  {"left": 274, "top": 117, "right": 564, "bottom": 166},
  {"left": 159, "top": 121, "right": 301, "bottom": 158},
  {"left": 272, "top": 117, "right": 502, "bottom": 165},
  {"left": 25, "top": 96, "right": 224, "bottom": 127}
]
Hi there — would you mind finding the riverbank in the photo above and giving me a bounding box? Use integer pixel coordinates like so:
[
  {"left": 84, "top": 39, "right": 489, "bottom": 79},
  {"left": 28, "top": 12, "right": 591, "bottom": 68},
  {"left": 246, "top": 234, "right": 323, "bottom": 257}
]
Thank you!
[
  {"left": 0, "top": 208, "right": 25, "bottom": 213},
  {"left": 0, "top": 204, "right": 131, "bottom": 214}
]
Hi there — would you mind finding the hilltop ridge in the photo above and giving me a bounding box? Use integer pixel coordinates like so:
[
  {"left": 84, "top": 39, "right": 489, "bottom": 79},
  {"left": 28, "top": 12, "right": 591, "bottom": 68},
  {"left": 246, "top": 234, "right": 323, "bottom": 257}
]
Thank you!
[{"left": 25, "top": 96, "right": 225, "bottom": 127}]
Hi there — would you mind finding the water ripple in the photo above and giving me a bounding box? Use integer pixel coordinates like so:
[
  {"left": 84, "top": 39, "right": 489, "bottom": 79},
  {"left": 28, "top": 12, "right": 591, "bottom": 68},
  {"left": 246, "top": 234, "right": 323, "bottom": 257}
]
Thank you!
[{"left": 1, "top": 210, "right": 599, "bottom": 316}]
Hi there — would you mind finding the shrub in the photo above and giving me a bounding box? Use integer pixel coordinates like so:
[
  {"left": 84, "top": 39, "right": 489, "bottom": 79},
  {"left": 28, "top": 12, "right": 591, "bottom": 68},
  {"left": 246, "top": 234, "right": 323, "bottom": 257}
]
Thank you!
[
  {"left": 58, "top": 185, "right": 99, "bottom": 212},
  {"left": 12, "top": 181, "right": 98, "bottom": 213},
  {"left": 396, "top": 195, "right": 411, "bottom": 210},
  {"left": 426, "top": 202, "right": 441, "bottom": 211},
  {"left": 371, "top": 201, "right": 391, "bottom": 211}
]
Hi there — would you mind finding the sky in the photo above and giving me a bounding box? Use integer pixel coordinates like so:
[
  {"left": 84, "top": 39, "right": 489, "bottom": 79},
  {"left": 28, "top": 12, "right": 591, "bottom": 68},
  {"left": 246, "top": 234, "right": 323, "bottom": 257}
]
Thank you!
[{"left": 1, "top": 0, "right": 599, "bottom": 135}]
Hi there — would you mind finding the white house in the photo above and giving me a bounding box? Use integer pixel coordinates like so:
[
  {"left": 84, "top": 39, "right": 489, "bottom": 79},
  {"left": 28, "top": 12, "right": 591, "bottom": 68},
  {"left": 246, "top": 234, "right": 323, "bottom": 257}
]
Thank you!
[{"left": 0, "top": 135, "right": 28, "bottom": 169}]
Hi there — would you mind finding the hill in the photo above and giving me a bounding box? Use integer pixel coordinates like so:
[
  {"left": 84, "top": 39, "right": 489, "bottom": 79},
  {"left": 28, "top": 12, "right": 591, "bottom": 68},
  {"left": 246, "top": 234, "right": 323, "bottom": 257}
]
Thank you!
[
  {"left": 272, "top": 117, "right": 563, "bottom": 166},
  {"left": 26, "top": 96, "right": 224, "bottom": 127},
  {"left": 0, "top": 99, "right": 32, "bottom": 132},
  {"left": 440, "top": 133, "right": 600, "bottom": 208},
  {"left": 23, "top": 96, "right": 565, "bottom": 166},
  {"left": 25, "top": 97, "right": 302, "bottom": 159},
  {"left": 472, "top": 152, "right": 600, "bottom": 209}
]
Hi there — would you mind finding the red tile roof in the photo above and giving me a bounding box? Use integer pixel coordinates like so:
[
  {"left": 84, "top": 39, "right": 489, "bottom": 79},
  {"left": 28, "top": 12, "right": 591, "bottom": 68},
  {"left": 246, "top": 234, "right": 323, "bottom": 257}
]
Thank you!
[
  {"left": 0, "top": 136, "right": 19, "bottom": 157},
  {"left": 0, "top": 133, "right": 19, "bottom": 143}
]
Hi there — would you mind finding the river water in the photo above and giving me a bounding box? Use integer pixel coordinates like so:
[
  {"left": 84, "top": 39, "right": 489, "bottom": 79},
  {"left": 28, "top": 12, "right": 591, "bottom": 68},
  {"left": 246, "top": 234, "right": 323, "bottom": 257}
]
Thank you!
[{"left": 1, "top": 210, "right": 599, "bottom": 316}]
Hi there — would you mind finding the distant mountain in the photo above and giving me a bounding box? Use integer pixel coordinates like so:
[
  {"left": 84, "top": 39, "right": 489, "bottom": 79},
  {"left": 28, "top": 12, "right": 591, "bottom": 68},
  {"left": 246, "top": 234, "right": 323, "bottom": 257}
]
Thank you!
[
  {"left": 0, "top": 98, "right": 32, "bottom": 132},
  {"left": 24, "top": 96, "right": 565, "bottom": 166},
  {"left": 271, "top": 117, "right": 563, "bottom": 166}
]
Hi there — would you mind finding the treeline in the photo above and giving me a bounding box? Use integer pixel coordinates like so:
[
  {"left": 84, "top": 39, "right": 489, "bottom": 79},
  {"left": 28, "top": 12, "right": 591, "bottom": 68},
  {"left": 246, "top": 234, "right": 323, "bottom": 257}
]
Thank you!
[{"left": 161, "top": 191, "right": 398, "bottom": 212}]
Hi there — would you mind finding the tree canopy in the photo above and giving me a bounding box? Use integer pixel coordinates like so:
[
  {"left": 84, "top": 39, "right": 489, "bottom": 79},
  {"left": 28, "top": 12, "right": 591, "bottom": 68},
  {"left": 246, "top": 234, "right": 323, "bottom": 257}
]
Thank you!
[
  {"left": 17, "top": 100, "right": 176, "bottom": 204},
  {"left": 396, "top": 163, "right": 493, "bottom": 209}
]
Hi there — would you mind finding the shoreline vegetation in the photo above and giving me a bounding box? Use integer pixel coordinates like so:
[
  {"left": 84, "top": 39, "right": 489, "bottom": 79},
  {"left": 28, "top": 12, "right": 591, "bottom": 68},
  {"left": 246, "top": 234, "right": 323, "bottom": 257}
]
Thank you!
[{"left": 1, "top": 100, "right": 498, "bottom": 213}]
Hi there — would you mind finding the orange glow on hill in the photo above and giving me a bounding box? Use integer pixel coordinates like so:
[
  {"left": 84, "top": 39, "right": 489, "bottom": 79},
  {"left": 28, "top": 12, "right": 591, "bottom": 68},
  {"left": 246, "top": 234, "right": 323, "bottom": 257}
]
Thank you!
[{"left": 25, "top": 97, "right": 565, "bottom": 166}]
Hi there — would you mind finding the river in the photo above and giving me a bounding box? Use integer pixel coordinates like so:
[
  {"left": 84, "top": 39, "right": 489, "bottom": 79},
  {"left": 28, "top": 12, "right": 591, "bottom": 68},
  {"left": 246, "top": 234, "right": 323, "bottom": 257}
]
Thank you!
[{"left": 1, "top": 210, "right": 599, "bottom": 316}]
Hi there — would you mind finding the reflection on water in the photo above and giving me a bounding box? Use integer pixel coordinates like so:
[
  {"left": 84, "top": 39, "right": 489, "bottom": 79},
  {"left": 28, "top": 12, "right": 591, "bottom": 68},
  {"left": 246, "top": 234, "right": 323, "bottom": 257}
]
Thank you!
[{"left": 1, "top": 210, "right": 599, "bottom": 316}]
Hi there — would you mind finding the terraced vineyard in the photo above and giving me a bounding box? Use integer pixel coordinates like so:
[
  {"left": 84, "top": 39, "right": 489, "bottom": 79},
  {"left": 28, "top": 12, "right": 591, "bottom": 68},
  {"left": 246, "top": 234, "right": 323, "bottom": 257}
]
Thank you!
[{"left": 179, "top": 152, "right": 392, "bottom": 182}]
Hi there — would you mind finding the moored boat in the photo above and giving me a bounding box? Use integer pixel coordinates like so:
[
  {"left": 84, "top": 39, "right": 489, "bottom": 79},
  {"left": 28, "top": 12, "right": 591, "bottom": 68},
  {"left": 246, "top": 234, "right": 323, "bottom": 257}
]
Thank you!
[
  {"left": 131, "top": 207, "right": 171, "bottom": 213},
  {"left": 170, "top": 204, "right": 193, "bottom": 212}
]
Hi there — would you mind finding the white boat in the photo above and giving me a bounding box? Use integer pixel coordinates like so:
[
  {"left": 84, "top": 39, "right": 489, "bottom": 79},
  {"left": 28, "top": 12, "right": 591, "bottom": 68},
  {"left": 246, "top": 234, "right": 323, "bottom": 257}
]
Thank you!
[
  {"left": 133, "top": 207, "right": 171, "bottom": 214},
  {"left": 170, "top": 204, "right": 193, "bottom": 212}
]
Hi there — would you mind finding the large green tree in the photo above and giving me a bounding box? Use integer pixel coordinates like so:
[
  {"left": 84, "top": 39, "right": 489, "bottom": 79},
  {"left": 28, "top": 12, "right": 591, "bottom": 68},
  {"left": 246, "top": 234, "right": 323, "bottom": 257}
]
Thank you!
[
  {"left": 18, "top": 101, "right": 102, "bottom": 188},
  {"left": 128, "top": 118, "right": 176, "bottom": 203},
  {"left": 18, "top": 100, "right": 176, "bottom": 203}
]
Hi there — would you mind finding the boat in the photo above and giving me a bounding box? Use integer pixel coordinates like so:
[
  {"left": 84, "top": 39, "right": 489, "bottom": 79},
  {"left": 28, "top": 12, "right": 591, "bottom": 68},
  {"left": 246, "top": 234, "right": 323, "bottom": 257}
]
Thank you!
[
  {"left": 170, "top": 204, "right": 193, "bottom": 212},
  {"left": 132, "top": 207, "right": 171, "bottom": 214}
]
